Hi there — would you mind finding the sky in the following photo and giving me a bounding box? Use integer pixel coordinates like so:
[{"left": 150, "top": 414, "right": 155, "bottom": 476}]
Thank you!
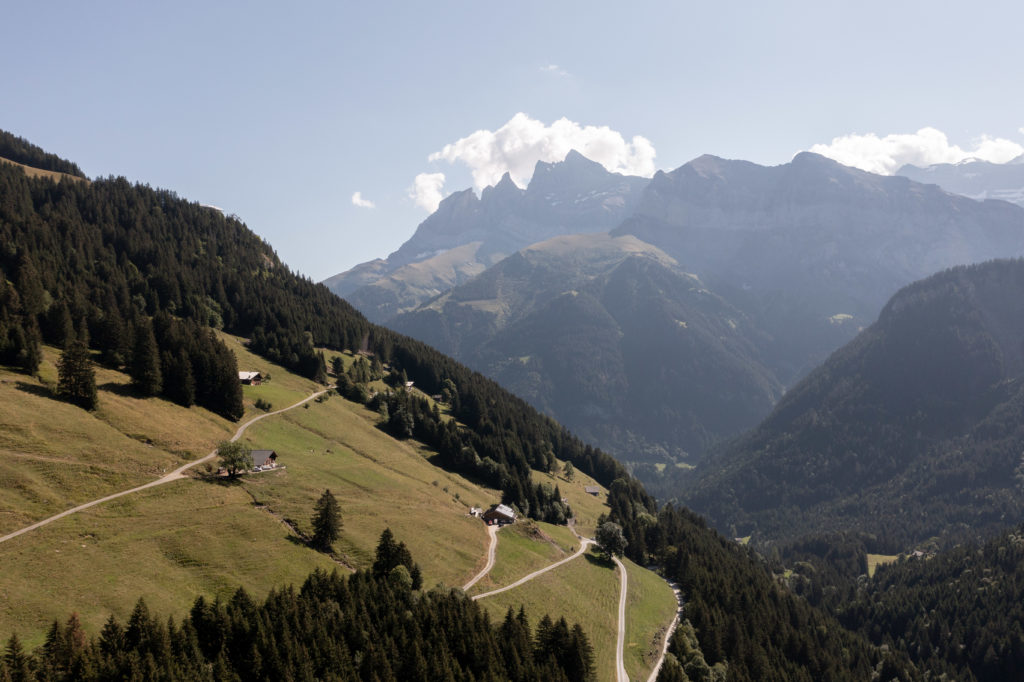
[{"left": 3, "top": 1, "right": 1024, "bottom": 281}]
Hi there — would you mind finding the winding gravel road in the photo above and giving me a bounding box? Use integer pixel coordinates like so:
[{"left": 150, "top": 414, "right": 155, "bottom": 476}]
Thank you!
[{"left": 0, "top": 389, "right": 328, "bottom": 546}]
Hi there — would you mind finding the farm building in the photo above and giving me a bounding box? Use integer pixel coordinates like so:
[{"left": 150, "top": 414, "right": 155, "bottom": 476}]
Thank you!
[
  {"left": 239, "top": 371, "right": 263, "bottom": 385},
  {"left": 482, "top": 504, "right": 516, "bottom": 526},
  {"left": 251, "top": 450, "right": 278, "bottom": 469},
  {"left": 584, "top": 486, "right": 601, "bottom": 496}
]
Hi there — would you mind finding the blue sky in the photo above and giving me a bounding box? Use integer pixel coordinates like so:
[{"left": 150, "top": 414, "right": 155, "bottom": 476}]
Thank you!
[{"left": 3, "top": 1, "right": 1023, "bottom": 280}]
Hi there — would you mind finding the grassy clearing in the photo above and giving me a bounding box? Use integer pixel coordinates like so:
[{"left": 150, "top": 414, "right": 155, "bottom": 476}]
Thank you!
[
  {"left": 476, "top": 549, "right": 620, "bottom": 682},
  {"left": 623, "top": 560, "right": 677, "bottom": 680},
  {"left": 466, "top": 520, "right": 576, "bottom": 596},
  {"left": 0, "top": 479, "right": 336, "bottom": 648},
  {"left": 0, "top": 156, "right": 88, "bottom": 184},
  {"left": 0, "top": 335, "right": 503, "bottom": 642},
  {"left": 867, "top": 553, "right": 900, "bottom": 577},
  {"left": 0, "top": 350, "right": 233, "bottom": 534},
  {"left": 236, "top": 394, "right": 502, "bottom": 587},
  {"left": 532, "top": 463, "right": 608, "bottom": 538}
]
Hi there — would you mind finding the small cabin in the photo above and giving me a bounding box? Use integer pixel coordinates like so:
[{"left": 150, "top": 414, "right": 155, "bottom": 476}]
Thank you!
[
  {"left": 482, "top": 503, "right": 516, "bottom": 526},
  {"left": 584, "top": 486, "right": 601, "bottom": 496},
  {"left": 239, "top": 371, "right": 263, "bottom": 385},
  {"left": 251, "top": 449, "right": 278, "bottom": 470}
]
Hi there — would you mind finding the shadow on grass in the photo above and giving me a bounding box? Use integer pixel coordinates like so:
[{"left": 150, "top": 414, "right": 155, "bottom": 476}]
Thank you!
[
  {"left": 196, "top": 474, "right": 245, "bottom": 487},
  {"left": 97, "top": 381, "right": 141, "bottom": 397},
  {"left": 14, "top": 380, "right": 59, "bottom": 402},
  {"left": 583, "top": 551, "right": 616, "bottom": 570}
]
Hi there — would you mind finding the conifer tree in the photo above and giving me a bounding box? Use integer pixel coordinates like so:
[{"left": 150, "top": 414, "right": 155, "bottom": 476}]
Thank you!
[
  {"left": 310, "top": 489, "right": 342, "bottom": 552},
  {"left": 58, "top": 325, "right": 98, "bottom": 410},
  {"left": 130, "top": 317, "right": 162, "bottom": 395}
]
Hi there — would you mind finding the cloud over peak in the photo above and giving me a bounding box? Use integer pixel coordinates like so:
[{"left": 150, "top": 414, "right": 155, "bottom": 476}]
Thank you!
[
  {"left": 351, "top": 191, "right": 375, "bottom": 209},
  {"left": 408, "top": 172, "right": 446, "bottom": 213},
  {"left": 808, "top": 127, "right": 1024, "bottom": 175},
  {"left": 427, "top": 113, "right": 657, "bottom": 193}
]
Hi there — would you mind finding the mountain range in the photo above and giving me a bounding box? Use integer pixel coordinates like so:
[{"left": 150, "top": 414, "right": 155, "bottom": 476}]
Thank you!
[
  {"left": 324, "top": 150, "right": 648, "bottom": 322},
  {"left": 329, "top": 150, "right": 1024, "bottom": 484},
  {"left": 897, "top": 153, "right": 1024, "bottom": 207}
]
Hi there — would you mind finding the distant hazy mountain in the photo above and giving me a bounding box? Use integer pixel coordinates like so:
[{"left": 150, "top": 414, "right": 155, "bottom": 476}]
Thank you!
[
  {"left": 615, "top": 151, "right": 1024, "bottom": 382},
  {"left": 897, "top": 154, "right": 1024, "bottom": 207},
  {"left": 684, "top": 259, "right": 1024, "bottom": 546},
  {"left": 389, "top": 233, "right": 783, "bottom": 471},
  {"left": 323, "top": 151, "right": 648, "bottom": 321}
]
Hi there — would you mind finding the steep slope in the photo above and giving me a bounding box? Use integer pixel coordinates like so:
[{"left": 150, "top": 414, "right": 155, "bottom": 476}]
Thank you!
[
  {"left": 390, "top": 233, "right": 783, "bottom": 473},
  {"left": 685, "top": 259, "right": 1024, "bottom": 546},
  {"left": 898, "top": 154, "right": 1024, "bottom": 207},
  {"left": 615, "top": 152, "right": 1024, "bottom": 382},
  {"left": 325, "top": 150, "right": 649, "bottom": 321},
  {"left": 0, "top": 133, "right": 915, "bottom": 681}
]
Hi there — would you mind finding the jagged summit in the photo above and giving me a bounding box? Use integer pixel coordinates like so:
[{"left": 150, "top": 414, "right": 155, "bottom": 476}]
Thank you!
[{"left": 325, "top": 150, "right": 649, "bottom": 321}]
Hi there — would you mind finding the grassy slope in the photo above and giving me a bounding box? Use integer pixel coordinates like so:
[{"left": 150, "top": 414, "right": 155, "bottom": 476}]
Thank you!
[
  {"left": 0, "top": 156, "right": 88, "bottom": 184},
  {"left": 0, "top": 335, "right": 499, "bottom": 643},
  {"left": 623, "top": 559, "right": 677, "bottom": 680},
  {"left": 532, "top": 464, "right": 609, "bottom": 538},
  {"left": 476, "top": 549, "right": 621, "bottom": 682},
  {"left": 1, "top": 336, "right": 676, "bottom": 673},
  {"left": 0, "top": 348, "right": 234, "bottom": 535},
  {"left": 466, "top": 520, "right": 576, "bottom": 595}
]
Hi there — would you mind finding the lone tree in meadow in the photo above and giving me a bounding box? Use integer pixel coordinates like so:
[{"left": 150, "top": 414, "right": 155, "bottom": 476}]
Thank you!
[
  {"left": 311, "top": 489, "right": 342, "bottom": 552},
  {"left": 596, "top": 521, "right": 627, "bottom": 560},
  {"left": 217, "top": 441, "right": 250, "bottom": 479}
]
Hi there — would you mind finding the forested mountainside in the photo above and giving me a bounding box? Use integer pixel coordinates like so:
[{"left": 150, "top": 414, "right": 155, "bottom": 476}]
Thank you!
[
  {"left": 325, "top": 150, "right": 648, "bottom": 322},
  {"left": 0, "top": 149, "right": 626, "bottom": 520},
  {"left": 685, "top": 259, "right": 1024, "bottom": 546},
  {"left": 836, "top": 524, "right": 1024, "bottom": 681},
  {"left": 615, "top": 151, "right": 1024, "bottom": 384},
  {"left": 0, "top": 134, "right": 915, "bottom": 681},
  {"left": 389, "top": 233, "right": 783, "bottom": 475}
]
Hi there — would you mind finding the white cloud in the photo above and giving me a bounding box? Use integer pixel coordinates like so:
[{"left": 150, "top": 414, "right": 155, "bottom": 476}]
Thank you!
[
  {"left": 540, "top": 64, "right": 569, "bottom": 77},
  {"left": 426, "top": 112, "right": 657, "bottom": 192},
  {"left": 351, "top": 191, "right": 375, "bottom": 209},
  {"left": 808, "top": 127, "right": 1024, "bottom": 175},
  {"left": 409, "top": 172, "right": 446, "bottom": 212}
]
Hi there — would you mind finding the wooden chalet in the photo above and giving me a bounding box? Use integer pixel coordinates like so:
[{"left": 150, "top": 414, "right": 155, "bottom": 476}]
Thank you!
[{"left": 482, "top": 503, "right": 517, "bottom": 526}]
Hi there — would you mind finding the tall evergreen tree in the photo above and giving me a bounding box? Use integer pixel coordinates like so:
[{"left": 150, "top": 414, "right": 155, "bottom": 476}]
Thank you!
[
  {"left": 57, "top": 326, "right": 98, "bottom": 410},
  {"left": 129, "top": 317, "right": 162, "bottom": 395},
  {"left": 310, "top": 489, "right": 342, "bottom": 552}
]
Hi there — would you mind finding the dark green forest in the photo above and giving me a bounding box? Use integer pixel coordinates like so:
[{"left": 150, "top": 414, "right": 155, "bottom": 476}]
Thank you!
[
  {"left": 0, "top": 131, "right": 85, "bottom": 178},
  {"left": 685, "top": 260, "right": 1024, "bottom": 547}
]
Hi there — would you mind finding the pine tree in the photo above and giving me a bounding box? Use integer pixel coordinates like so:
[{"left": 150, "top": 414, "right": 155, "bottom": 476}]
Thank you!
[
  {"left": 130, "top": 317, "right": 162, "bottom": 395},
  {"left": 310, "top": 489, "right": 342, "bottom": 552},
  {"left": 58, "top": 330, "right": 98, "bottom": 410}
]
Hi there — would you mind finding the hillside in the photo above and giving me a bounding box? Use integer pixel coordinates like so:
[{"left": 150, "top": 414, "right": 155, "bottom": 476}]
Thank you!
[
  {"left": 684, "top": 259, "right": 1024, "bottom": 546},
  {"left": 0, "top": 134, "right": 915, "bottom": 681},
  {"left": 325, "top": 150, "right": 648, "bottom": 321},
  {"left": 390, "top": 233, "right": 783, "bottom": 475}
]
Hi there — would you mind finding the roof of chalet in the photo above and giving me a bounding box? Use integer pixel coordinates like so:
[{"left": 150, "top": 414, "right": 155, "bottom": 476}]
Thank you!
[
  {"left": 251, "top": 449, "right": 277, "bottom": 467},
  {"left": 239, "top": 371, "right": 262, "bottom": 381},
  {"left": 485, "top": 503, "right": 516, "bottom": 519},
  {"left": 584, "top": 486, "right": 601, "bottom": 494}
]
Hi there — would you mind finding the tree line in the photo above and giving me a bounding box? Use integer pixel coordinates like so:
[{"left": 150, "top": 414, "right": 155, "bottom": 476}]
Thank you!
[{"left": 0, "top": 539, "right": 596, "bottom": 682}]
